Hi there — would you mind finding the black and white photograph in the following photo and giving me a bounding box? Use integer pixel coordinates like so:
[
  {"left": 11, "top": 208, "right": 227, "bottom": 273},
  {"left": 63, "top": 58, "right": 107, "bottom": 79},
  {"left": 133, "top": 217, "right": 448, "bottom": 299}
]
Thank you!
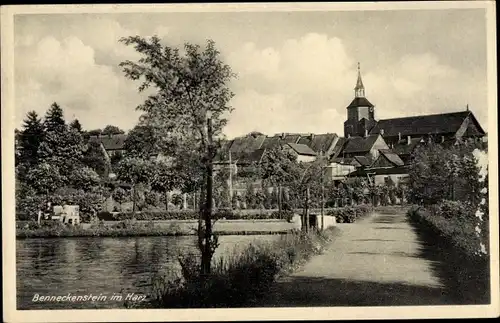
[{"left": 2, "top": 2, "right": 498, "bottom": 322}]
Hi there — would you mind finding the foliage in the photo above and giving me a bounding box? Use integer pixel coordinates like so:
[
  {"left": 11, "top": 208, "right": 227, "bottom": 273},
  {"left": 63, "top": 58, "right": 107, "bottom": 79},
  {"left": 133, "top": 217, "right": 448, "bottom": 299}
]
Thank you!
[
  {"left": 259, "top": 146, "right": 301, "bottom": 187},
  {"left": 326, "top": 205, "right": 371, "bottom": 223},
  {"left": 87, "top": 129, "right": 102, "bottom": 136},
  {"left": 101, "top": 125, "right": 125, "bottom": 135},
  {"left": 124, "top": 124, "right": 159, "bottom": 158},
  {"left": 408, "top": 143, "right": 481, "bottom": 205},
  {"left": 82, "top": 141, "right": 111, "bottom": 178},
  {"left": 43, "top": 102, "right": 66, "bottom": 133},
  {"left": 68, "top": 166, "right": 101, "bottom": 191},
  {"left": 120, "top": 35, "right": 236, "bottom": 276},
  {"left": 18, "top": 111, "right": 45, "bottom": 166},
  {"left": 69, "top": 119, "right": 83, "bottom": 133},
  {"left": 112, "top": 187, "right": 130, "bottom": 204},
  {"left": 24, "top": 162, "right": 65, "bottom": 195},
  {"left": 115, "top": 157, "right": 155, "bottom": 185}
]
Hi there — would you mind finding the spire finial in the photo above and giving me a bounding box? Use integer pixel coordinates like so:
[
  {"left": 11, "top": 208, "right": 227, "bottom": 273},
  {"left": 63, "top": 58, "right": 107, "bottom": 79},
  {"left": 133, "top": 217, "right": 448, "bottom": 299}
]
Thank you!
[
  {"left": 466, "top": 103, "right": 469, "bottom": 111},
  {"left": 354, "top": 62, "right": 365, "bottom": 98}
]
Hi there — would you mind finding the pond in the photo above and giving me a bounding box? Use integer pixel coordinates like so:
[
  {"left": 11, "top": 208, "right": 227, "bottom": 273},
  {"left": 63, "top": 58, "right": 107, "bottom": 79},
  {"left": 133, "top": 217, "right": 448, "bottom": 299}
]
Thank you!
[{"left": 16, "top": 235, "right": 280, "bottom": 309}]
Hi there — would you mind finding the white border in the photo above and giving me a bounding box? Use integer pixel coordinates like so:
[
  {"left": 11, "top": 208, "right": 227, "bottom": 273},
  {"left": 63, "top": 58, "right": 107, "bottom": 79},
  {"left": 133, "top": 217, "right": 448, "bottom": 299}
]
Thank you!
[{"left": 2, "top": 2, "right": 498, "bottom": 322}]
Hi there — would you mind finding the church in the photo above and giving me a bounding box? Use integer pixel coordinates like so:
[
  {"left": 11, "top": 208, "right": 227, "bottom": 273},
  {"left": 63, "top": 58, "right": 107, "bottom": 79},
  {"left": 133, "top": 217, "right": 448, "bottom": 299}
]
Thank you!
[{"left": 216, "top": 63, "right": 487, "bottom": 187}]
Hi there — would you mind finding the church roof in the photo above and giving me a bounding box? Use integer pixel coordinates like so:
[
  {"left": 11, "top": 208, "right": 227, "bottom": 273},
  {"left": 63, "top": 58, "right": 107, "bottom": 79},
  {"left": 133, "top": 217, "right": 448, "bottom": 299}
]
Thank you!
[
  {"left": 369, "top": 111, "right": 481, "bottom": 137},
  {"left": 347, "top": 97, "right": 374, "bottom": 109}
]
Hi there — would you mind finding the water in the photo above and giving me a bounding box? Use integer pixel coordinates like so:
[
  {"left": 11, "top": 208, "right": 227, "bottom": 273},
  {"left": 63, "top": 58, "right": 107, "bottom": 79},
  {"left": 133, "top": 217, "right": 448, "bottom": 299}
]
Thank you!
[{"left": 16, "top": 235, "right": 279, "bottom": 309}]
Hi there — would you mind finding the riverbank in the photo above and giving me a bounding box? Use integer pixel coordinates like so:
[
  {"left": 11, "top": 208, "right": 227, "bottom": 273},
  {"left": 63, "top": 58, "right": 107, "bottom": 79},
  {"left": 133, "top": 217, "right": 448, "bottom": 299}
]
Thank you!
[
  {"left": 146, "top": 226, "right": 340, "bottom": 308},
  {"left": 16, "top": 219, "right": 300, "bottom": 239}
]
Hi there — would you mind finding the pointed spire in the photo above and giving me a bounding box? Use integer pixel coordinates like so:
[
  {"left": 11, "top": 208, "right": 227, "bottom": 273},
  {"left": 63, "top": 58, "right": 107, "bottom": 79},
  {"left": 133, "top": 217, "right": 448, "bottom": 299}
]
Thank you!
[
  {"left": 354, "top": 62, "right": 365, "bottom": 98},
  {"left": 466, "top": 103, "right": 469, "bottom": 111}
]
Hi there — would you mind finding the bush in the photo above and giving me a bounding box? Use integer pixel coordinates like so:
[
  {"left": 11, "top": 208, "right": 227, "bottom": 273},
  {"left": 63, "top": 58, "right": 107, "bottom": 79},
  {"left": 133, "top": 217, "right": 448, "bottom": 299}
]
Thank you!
[{"left": 326, "top": 205, "right": 371, "bottom": 223}]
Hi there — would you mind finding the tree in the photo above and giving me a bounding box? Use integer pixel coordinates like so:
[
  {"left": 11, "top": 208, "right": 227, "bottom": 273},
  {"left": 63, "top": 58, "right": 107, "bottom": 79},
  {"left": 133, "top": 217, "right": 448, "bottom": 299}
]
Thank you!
[
  {"left": 87, "top": 129, "right": 102, "bottom": 136},
  {"left": 115, "top": 157, "right": 155, "bottom": 212},
  {"left": 18, "top": 111, "right": 45, "bottom": 166},
  {"left": 120, "top": 35, "right": 236, "bottom": 279},
  {"left": 43, "top": 102, "right": 66, "bottom": 133},
  {"left": 25, "top": 162, "right": 65, "bottom": 195},
  {"left": 69, "top": 166, "right": 101, "bottom": 191},
  {"left": 150, "top": 159, "right": 178, "bottom": 210},
  {"left": 82, "top": 141, "right": 111, "bottom": 178},
  {"left": 37, "top": 127, "right": 85, "bottom": 182},
  {"left": 101, "top": 125, "right": 125, "bottom": 135},
  {"left": 124, "top": 124, "right": 159, "bottom": 158},
  {"left": 69, "top": 119, "right": 83, "bottom": 133}
]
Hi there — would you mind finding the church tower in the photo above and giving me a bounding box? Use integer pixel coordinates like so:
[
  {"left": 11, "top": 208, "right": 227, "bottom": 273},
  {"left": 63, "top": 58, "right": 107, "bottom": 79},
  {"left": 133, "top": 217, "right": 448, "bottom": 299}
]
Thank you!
[{"left": 344, "top": 63, "right": 376, "bottom": 137}]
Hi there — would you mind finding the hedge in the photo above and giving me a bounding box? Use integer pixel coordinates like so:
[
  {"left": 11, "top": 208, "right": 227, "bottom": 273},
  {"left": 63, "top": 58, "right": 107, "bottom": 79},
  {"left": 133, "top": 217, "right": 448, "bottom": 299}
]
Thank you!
[
  {"left": 326, "top": 205, "right": 372, "bottom": 223},
  {"left": 96, "top": 209, "right": 296, "bottom": 222},
  {"left": 406, "top": 204, "right": 490, "bottom": 304}
]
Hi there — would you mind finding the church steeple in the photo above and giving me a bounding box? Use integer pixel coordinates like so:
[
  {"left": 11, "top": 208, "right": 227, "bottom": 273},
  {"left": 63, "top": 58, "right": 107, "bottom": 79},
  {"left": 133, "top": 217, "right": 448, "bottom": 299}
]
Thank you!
[{"left": 354, "top": 62, "right": 365, "bottom": 98}]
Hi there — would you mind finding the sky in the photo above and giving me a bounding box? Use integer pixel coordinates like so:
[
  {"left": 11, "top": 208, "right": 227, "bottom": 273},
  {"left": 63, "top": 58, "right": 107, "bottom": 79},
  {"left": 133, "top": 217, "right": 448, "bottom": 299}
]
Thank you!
[{"left": 13, "top": 8, "right": 489, "bottom": 138}]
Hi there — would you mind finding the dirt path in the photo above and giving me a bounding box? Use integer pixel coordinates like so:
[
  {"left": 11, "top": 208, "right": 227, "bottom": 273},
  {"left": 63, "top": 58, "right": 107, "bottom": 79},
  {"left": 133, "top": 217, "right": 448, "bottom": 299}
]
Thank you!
[{"left": 257, "top": 208, "right": 454, "bottom": 306}]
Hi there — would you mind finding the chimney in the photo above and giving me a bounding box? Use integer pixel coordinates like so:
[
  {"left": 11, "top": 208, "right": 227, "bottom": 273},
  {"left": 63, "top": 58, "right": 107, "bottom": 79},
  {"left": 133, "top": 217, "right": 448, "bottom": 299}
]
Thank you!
[
  {"left": 380, "top": 129, "right": 384, "bottom": 136},
  {"left": 364, "top": 129, "right": 368, "bottom": 138},
  {"left": 398, "top": 132, "right": 401, "bottom": 141},
  {"left": 407, "top": 135, "right": 411, "bottom": 146}
]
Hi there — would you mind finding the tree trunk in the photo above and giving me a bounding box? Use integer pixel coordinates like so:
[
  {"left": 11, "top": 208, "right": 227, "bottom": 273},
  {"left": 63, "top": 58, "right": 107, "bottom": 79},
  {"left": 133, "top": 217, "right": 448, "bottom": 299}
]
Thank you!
[
  {"left": 201, "top": 116, "right": 215, "bottom": 280},
  {"left": 305, "top": 187, "right": 310, "bottom": 233},
  {"left": 278, "top": 185, "right": 282, "bottom": 215},
  {"left": 165, "top": 191, "right": 169, "bottom": 211},
  {"left": 132, "top": 183, "right": 136, "bottom": 213}
]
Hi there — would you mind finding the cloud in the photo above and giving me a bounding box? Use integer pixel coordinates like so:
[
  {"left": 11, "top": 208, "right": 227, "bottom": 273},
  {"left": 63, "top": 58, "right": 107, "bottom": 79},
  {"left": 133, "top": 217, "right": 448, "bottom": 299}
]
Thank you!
[
  {"left": 225, "top": 33, "right": 487, "bottom": 138},
  {"left": 15, "top": 35, "right": 144, "bottom": 131}
]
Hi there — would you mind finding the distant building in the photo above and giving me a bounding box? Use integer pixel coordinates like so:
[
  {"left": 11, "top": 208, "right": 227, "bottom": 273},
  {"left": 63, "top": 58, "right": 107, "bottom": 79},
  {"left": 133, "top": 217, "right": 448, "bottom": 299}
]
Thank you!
[
  {"left": 214, "top": 62, "right": 486, "bottom": 187},
  {"left": 88, "top": 134, "right": 127, "bottom": 158}
]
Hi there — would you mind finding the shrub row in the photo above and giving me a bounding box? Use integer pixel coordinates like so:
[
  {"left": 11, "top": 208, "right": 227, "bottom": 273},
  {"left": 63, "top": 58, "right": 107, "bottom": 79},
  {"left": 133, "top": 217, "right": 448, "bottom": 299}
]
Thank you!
[
  {"left": 406, "top": 203, "right": 490, "bottom": 304},
  {"left": 326, "top": 205, "right": 372, "bottom": 223},
  {"left": 96, "top": 209, "right": 296, "bottom": 222},
  {"left": 16, "top": 220, "right": 190, "bottom": 239},
  {"left": 148, "top": 227, "right": 338, "bottom": 308}
]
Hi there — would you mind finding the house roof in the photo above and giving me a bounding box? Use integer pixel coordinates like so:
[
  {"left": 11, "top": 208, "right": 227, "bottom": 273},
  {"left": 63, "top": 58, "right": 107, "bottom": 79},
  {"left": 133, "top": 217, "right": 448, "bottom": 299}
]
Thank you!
[
  {"left": 353, "top": 155, "right": 372, "bottom": 166},
  {"left": 370, "top": 111, "right": 483, "bottom": 137},
  {"left": 347, "top": 97, "right": 374, "bottom": 109},
  {"left": 229, "top": 134, "right": 266, "bottom": 153},
  {"left": 232, "top": 148, "right": 267, "bottom": 165},
  {"left": 329, "top": 137, "right": 347, "bottom": 159},
  {"left": 260, "top": 135, "right": 283, "bottom": 150},
  {"left": 342, "top": 134, "right": 380, "bottom": 154},
  {"left": 297, "top": 133, "right": 338, "bottom": 154},
  {"left": 391, "top": 138, "right": 423, "bottom": 155},
  {"left": 331, "top": 157, "right": 361, "bottom": 167},
  {"left": 286, "top": 143, "right": 317, "bottom": 156},
  {"left": 378, "top": 149, "right": 405, "bottom": 166},
  {"left": 89, "top": 134, "right": 127, "bottom": 150}
]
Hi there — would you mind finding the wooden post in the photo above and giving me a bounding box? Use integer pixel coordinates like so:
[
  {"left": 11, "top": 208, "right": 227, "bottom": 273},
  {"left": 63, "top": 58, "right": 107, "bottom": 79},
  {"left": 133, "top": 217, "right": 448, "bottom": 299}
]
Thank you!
[
  {"left": 321, "top": 179, "right": 325, "bottom": 231},
  {"left": 305, "top": 187, "right": 310, "bottom": 233},
  {"left": 278, "top": 185, "right": 282, "bottom": 215}
]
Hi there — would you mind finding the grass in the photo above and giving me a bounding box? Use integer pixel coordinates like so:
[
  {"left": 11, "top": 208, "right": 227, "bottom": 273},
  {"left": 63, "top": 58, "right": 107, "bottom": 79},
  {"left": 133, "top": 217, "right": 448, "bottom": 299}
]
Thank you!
[{"left": 145, "top": 227, "right": 339, "bottom": 308}]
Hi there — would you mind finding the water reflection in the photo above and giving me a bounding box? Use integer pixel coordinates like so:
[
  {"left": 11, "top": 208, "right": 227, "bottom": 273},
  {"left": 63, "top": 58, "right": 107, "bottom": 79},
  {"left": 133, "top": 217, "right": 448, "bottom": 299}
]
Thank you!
[{"left": 17, "top": 235, "right": 277, "bottom": 309}]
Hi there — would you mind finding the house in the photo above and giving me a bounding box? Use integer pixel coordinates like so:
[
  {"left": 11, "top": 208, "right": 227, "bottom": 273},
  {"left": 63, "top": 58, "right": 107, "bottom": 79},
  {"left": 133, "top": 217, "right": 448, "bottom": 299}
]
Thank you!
[
  {"left": 282, "top": 143, "right": 317, "bottom": 163},
  {"left": 88, "top": 134, "right": 127, "bottom": 158}
]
